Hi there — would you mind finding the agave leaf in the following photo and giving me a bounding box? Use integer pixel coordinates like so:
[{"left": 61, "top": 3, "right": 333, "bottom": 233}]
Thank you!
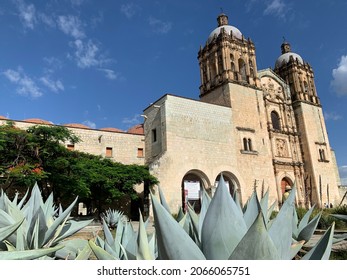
[
  {"left": 268, "top": 186, "right": 296, "bottom": 259},
  {"left": 198, "top": 188, "right": 211, "bottom": 238},
  {"left": 75, "top": 242, "right": 93, "bottom": 260},
  {"left": 266, "top": 200, "right": 277, "bottom": 224},
  {"left": 55, "top": 219, "right": 93, "bottom": 244},
  {"left": 0, "top": 245, "right": 63, "bottom": 260},
  {"left": 331, "top": 214, "right": 347, "bottom": 222},
  {"left": 201, "top": 176, "right": 247, "bottom": 260},
  {"left": 124, "top": 223, "right": 138, "bottom": 260},
  {"left": 259, "top": 189, "right": 269, "bottom": 222},
  {"left": 151, "top": 192, "right": 205, "bottom": 260},
  {"left": 55, "top": 239, "right": 90, "bottom": 260},
  {"left": 0, "top": 219, "right": 24, "bottom": 242},
  {"left": 297, "top": 212, "right": 322, "bottom": 243},
  {"left": 22, "top": 183, "right": 44, "bottom": 225},
  {"left": 176, "top": 207, "right": 185, "bottom": 222},
  {"left": 0, "top": 209, "right": 15, "bottom": 228},
  {"left": 298, "top": 205, "right": 316, "bottom": 233},
  {"left": 148, "top": 232, "right": 158, "bottom": 259},
  {"left": 102, "top": 219, "right": 115, "bottom": 246},
  {"left": 158, "top": 186, "right": 171, "bottom": 214},
  {"left": 229, "top": 212, "right": 279, "bottom": 260},
  {"left": 17, "top": 188, "right": 29, "bottom": 210},
  {"left": 301, "top": 223, "right": 335, "bottom": 260},
  {"left": 43, "top": 196, "right": 78, "bottom": 245},
  {"left": 187, "top": 204, "right": 200, "bottom": 244},
  {"left": 28, "top": 208, "right": 48, "bottom": 249},
  {"left": 104, "top": 239, "right": 118, "bottom": 257},
  {"left": 243, "top": 191, "right": 261, "bottom": 229},
  {"left": 290, "top": 240, "right": 305, "bottom": 259},
  {"left": 136, "top": 211, "right": 154, "bottom": 260},
  {"left": 88, "top": 240, "right": 118, "bottom": 260}
]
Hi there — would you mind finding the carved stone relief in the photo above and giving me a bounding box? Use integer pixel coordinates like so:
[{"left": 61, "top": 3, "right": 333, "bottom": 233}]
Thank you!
[{"left": 276, "top": 138, "right": 288, "bottom": 157}]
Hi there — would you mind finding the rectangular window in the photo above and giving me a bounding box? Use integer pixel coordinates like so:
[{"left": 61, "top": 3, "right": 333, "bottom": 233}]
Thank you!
[
  {"left": 106, "top": 147, "right": 113, "bottom": 158},
  {"left": 67, "top": 144, "right": 75, "bottom": 151},
  {"left": 152, "top": 129, "right": 157, "bottom": 143},
  {"left": 137, "top": 148, "right": 144, "bottom": 158}
]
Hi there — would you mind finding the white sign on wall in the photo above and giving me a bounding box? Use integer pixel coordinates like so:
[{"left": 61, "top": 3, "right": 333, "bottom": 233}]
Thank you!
[{"left": 184, "top": 181, "right": 200, "bottom": 199}]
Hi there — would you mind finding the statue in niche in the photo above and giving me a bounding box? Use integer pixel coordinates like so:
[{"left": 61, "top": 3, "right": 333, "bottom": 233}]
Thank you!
[{"left": 276, "top": 139, "right": 288, "bottom": 157}]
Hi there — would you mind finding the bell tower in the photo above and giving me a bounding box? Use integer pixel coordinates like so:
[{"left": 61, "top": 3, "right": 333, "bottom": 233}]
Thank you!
[
  {"left": 198, "top": 13, "right": 260, "bottom": 104},
  {"left": 275, "top": 41, "right": 320, "bottom": 106},
  {"left": 274, "top": 41, "right": 341, "bottom": 207}
]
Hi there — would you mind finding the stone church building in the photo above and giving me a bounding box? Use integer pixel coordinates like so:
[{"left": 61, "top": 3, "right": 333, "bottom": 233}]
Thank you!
[
  {"left": 143, "top": 13, "right": 341, "bottom": 212},
  {"left": 1, "top": 13, "right": 341, "bottom": 215}
]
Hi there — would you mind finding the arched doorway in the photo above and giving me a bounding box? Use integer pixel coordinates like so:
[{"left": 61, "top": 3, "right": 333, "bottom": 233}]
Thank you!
[
  {"left": 281, "top": 177, "right": 293, "bottom": 194},
  {"left": 181, "top": 170, "right": 210, "bottom": 213}
]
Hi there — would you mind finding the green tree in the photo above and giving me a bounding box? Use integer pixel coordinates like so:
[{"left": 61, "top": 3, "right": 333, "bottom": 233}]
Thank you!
[{"left": 0, "top": 122, "right": 158, "bottom": 215}]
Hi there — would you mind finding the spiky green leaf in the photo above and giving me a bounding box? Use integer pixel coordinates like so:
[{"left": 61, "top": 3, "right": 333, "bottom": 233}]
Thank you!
[
  {"left": 229, "top": 212, "right": 279, "bottom": 260},
  {"left": 151, "top": 193, "right": 205, "bottom": 260},
  {"left": 201, "top": 176, "right": 247, "bottom": 260},
  {"left": 0, "top": 245, "right": 63, "bottom": 260},
  {"left": 301, "top": 223, "right": 335, "bottom": 260}
]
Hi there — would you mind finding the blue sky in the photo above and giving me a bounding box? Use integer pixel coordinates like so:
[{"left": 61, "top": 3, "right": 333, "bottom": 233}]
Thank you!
[{"left": 1, "top": 0, "right": 347, "bottom": 183}]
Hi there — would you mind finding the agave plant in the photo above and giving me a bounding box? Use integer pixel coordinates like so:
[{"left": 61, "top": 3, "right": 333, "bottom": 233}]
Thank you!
[
  {"left": 101, "top": 208, "right": 127, "bottom": 229},
  {"left": 151, "top": 176, "right": 335, "bottom": 260},
  {"left": 89, "top": 176, "right": 335, "bottom": 260},
  {"left": 89, "top": 211, "right": 157, "bottom": 260},
  {"left": 0, "top": 182, "right": 93, "bottom": 259}
]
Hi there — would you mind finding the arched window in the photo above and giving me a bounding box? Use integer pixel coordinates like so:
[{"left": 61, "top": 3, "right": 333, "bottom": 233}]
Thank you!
[
  {"left": 303, "top": 81, "right": 308, "bottom": 92},
  {"left": 238, "top": 59, "right": 247, "bottom": 82},
  {"left": 271, "top": 111, "right": 281, "bottom": 130}
]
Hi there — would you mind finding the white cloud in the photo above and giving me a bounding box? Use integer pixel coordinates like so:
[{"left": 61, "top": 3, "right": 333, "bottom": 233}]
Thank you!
[
  {"left": 331, "top": 55, "right": 347, "bottom": 96},
  {"left": 83, "top": 120, "right": 96, "bottom": 129},
  {"left": 3, "top": 68, "right": 42, "bottom": 98},
  {"left": 57, "top": 15, "right": 85, "bottom": 39},
  {"left": 324, "top": 111, "right": 343, "bottom": 121},
  {"left": 98, "top": 68, "right": 120, "bottom": 80},
  {"left": 339, "top": 166, "right": 347, "bottom": 185},
  {"left": 264, "top": 0, "right": 287, "bottom": 19},
  {"left": 14, "top": 0, "right": 37, "bottom": 29},
  {"left": 40, "top": 76, "right": 64, "bottom": 93},
  {"left": 43, "top": 57, "right": 63, "bottom": 70},
  {"left": 121, "top": 3, "right": 140, "bottom": 19},
  {"left": 149, "top": 16, "right": 172, "bottom": 34},
  {"left": 71, "top": 39, "right": 106, "bottom": 68},
  {"left": 38, "top": 13, "right": 56, "bottom": 28}
]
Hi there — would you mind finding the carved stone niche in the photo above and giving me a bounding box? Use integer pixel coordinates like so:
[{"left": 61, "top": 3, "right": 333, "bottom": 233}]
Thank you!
[{"left": 276, "top": 138, "right": 288, "bottom": 157}]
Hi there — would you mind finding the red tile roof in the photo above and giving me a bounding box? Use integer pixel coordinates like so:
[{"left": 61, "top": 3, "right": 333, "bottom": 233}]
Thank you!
[{"left": 127, "top": 124, "right": 144, "bottom": 135}]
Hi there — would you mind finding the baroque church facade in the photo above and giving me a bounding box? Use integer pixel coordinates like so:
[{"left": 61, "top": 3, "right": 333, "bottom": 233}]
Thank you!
[
  {"left": 1, "top": 13, "right": 342, "bottom": 216},
  {"left": 143, "top": 13, "right": 341, "bottom": 212}
]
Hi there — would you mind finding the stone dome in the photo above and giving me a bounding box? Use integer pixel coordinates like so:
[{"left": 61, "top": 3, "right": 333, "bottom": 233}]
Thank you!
[
  {"left": 207, "top": 13, "right": 243, "bottom": 44},
  {"left": 275, "top": 52, "right": 304, "bottom": 69},
  {"left": 207, "top": 25, "right": 243, "bottom": 43}
]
